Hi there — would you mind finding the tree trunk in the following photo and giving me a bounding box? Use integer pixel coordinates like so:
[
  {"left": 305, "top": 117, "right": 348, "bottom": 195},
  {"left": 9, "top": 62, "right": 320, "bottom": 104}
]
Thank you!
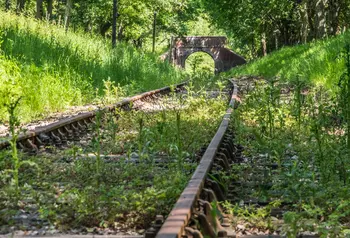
[
  {"left": 118, "top": 25, "right": 124, "bottom": 41},
  {"left": 64, "top": 0, "right": 72, "bottom": 31},
  {"left": 112, "top": 0, "right": 118, "bottom": 48},
  {"left": 47, "top": 0, "right": 53, "bottom": 19},
  {"left": 327, "top": 0, "right": 341, "bottom": 35},
  {"left": 314, "top": 0, "right": 327, "bottom": 39},
  {"left": 36, "top": 0, "right": 43, "bottom": 19},
  {"left": 307, "top": 0, "right": 316, "bottom": 40},
  {"left": 5, "top": 0, "right": 10, "bottom": 11},
  {"left": 274, "top": 30, "right": 280, "bottom": 50},
  {"left": 299, "top": 0, "right": 309, "bottom": 43},
  {"left": 16, "top": 0, "right": 25, "bottom": 13},
  {"left": 261, "top": 32, "right": 267, "bottom": 56}
]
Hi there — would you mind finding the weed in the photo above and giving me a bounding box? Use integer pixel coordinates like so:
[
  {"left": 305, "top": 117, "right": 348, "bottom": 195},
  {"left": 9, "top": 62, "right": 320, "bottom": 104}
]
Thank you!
[
  {"left": 91, "top": 111, "right": 103, "bottom": 185},
  {"left": 1, "top": 92, "right": 38, "bottom": 206}
]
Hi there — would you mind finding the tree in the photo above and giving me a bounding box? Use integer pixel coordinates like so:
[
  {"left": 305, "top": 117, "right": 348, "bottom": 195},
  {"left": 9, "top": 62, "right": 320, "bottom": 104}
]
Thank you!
[
  {"left": 112, "top": 0, "right": 118, "bottom": 47},
  {"left": 65, "top": 0, "right": 72, "bottom": 30},
  {"left": 47, "top": 0, "right": 53, "bottom": 19},
  {"left": 36, "top": 0, "right": 43, "bottom": 19},
  {"left": 201, "top": 0, "right": 350, "bottom": 57},
  {"left": 61, "top": 0, "right": 196, "bottom": 48}
]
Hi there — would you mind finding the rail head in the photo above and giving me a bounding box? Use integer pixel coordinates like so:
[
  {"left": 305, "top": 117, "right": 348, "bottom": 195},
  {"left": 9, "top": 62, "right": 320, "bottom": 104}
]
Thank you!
[{"left": 155, "top": 80, "right": 238, "bottom": 238}]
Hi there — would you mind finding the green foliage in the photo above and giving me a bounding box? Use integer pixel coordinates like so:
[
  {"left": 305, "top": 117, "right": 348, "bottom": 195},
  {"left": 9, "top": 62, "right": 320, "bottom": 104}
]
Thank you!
[
  {"left": 202, "top": 0, "right": 350, "bottom": 58},
  {"left": 0, "top": 11, "right": 184, "bottom": 122},
  {"left": 0, "top": 94, "right": 39, "bottom": 207},
  {"left": 202, "top": 0, "right": 294, "bottom": 56},
  {"left": 1, "top": 0, "right": 201, "bottom": 48},
  {"left": 222, "top": 200, "right": 281, "bottom": 232},
  {"left": 185, "top": 52, "right": 215, "bottom": 75},
  {"left": 231, "top": 74, "right": 350, "bottom": 235},
  {"left": 228, "top": 32, "right": 350, "bottom": 90}
]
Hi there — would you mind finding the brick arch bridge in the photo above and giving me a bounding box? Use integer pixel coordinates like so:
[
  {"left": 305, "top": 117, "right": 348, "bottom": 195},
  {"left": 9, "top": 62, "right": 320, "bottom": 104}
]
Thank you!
[{"left": 164, "top": 36, "right": 246, "bottom": 74}]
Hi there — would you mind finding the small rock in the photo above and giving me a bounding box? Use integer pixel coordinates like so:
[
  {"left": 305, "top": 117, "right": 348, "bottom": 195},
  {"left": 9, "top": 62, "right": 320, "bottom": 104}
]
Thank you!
[
  {"left": 300, "top": 231, "right": 318, "bottom": 235},
  {"left": 237, "top": 224, "right": 245, "bottom": 230},
  {"left": 15, "top": 230, "right": 26, "bottom": 236},
  {"left": 48, "top": 229, "right": 58, "bottom": 235},
  {"left": 71, "top": 229, "right": 79, "bottom": 234}
]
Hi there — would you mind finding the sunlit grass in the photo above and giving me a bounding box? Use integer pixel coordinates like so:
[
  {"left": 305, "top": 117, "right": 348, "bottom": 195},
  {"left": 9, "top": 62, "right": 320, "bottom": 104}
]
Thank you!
[
  {"left": 228, "top": 32, "right": 349, "bottom": 90},
  {"left": 0, "top": 11, "right": 184, "bottom": 123}
]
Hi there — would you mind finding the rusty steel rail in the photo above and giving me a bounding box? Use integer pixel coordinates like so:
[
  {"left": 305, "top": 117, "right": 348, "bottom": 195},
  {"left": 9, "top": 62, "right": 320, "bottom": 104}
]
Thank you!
[
  {"left": 0, "top": 82, "right": 187, "bottom": 151},
  {"left": 145, "top": 80, "right": 238, "bottom": 238}
]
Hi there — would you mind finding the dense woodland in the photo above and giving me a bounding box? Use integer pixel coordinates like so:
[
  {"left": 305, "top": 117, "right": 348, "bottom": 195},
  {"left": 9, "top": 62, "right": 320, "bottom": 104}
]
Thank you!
[{"left": 3, "top": 0, "right": 350, "bottom": 58}]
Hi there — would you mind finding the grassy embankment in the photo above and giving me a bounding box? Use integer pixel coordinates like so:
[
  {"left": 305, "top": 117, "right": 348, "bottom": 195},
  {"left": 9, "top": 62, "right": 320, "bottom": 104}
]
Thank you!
[
  {"left": 222, "top": 33, "right": 350, "bottom": 236},
  {"left": 228, "top": 32, "right": 350, "bottom": 89},
  {"left": 0, "top": 11, "right": 184, "bottom": 123}
]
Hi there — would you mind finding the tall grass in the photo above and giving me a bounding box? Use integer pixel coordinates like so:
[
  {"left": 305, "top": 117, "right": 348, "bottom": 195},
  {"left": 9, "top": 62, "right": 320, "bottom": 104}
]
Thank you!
[
  {"left": 0, "top": 11, "right": 184, "bottom": 123},
  {"left": 228, "top": 32, "right": 350, "bottom": 90}
]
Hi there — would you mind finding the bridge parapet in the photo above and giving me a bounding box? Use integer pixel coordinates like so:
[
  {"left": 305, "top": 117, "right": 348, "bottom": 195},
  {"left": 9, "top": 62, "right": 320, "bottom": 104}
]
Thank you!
[{"left": 173, "top": 36, "right": 227, "bottom": 48}]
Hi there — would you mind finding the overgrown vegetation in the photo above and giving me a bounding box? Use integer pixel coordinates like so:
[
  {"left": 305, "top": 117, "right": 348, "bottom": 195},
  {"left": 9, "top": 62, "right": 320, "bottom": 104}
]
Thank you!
[
  {"left": 228, "top": 32, "right": 350, "bottom": 90},
  {"left": 0, "top": 81, "right": 228, "bottom": 233},
  {"left": 0, "top": 11, "right": 184, "bottom": 123},
  {"left": 228, "top": 55, "right": 350, "bottom": 235}
]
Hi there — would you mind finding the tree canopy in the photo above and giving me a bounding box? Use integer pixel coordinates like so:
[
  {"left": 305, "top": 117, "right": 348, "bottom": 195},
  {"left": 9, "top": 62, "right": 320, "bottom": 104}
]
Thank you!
[{"left": 3, "top": 0, "right": 350, "bottom": 58}]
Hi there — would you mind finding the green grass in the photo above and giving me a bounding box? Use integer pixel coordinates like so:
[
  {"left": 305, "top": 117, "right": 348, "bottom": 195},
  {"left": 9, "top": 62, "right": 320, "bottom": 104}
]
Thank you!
[
  {"left": 0, "top": 86, "right": 228, "bottom": 232},
  {"left": 0, "top": 11, "right": 184, "bottom": 123},
  {"left": 227, "top": 32, "right": 350, "bottom": 89},
  {"left": 229, "top": 79, "right": 350, "bottom": 236}
]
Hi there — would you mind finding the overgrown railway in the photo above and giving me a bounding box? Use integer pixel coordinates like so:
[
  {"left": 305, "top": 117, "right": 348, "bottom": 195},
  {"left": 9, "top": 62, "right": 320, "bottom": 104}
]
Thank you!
[{"left": 1, "top": 79, "right": 322, "bottom": 238}]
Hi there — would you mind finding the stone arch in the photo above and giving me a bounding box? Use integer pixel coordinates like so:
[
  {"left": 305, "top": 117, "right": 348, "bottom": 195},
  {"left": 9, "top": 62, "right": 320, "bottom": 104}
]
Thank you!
[
  {"left": 163, "top": 36, "right": 246, "bottom": 74},
  {"left": 183, "top": 49, "right": 216, "bottom": 72}
]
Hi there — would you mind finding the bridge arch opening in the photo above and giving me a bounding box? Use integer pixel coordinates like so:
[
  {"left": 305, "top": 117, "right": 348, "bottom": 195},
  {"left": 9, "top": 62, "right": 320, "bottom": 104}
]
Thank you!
[
  {"left": 164, "top": 36, "right": 246, "bottom": 74},
  {"left": 185, "top": 51, "right": 215, "bottom": 75}
]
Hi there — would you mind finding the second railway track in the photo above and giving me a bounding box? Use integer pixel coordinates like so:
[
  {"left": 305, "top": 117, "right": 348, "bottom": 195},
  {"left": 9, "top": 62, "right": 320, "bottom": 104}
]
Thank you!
[{"left": 0, "top": 82, "right": 187, "bottom": 152}]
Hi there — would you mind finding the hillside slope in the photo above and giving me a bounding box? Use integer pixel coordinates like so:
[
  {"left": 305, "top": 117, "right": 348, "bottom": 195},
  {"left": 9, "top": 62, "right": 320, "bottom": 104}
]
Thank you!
[
  {"left": 0, "top": 11, "right": 184, "bottom": 123},
  {"left": 228, "top": 32, "right": 350, "bottom": 89}
]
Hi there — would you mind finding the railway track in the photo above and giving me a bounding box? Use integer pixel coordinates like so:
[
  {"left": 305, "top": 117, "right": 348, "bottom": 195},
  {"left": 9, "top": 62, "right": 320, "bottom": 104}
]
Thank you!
[
  {"left": 144, "top": 80, "right": 239, "bottom": 238},
  {"left": 145, "top": 78, "right": 320, "bottom": 238},
  {"left": 0, "top": 80, "right": 232, "bottom": 238},
  {"left": 1, "top": 78, "right": 323, "bottom": 237},
  {"left": 0, "top": 82, "right": 187, "bottom": 152}
]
